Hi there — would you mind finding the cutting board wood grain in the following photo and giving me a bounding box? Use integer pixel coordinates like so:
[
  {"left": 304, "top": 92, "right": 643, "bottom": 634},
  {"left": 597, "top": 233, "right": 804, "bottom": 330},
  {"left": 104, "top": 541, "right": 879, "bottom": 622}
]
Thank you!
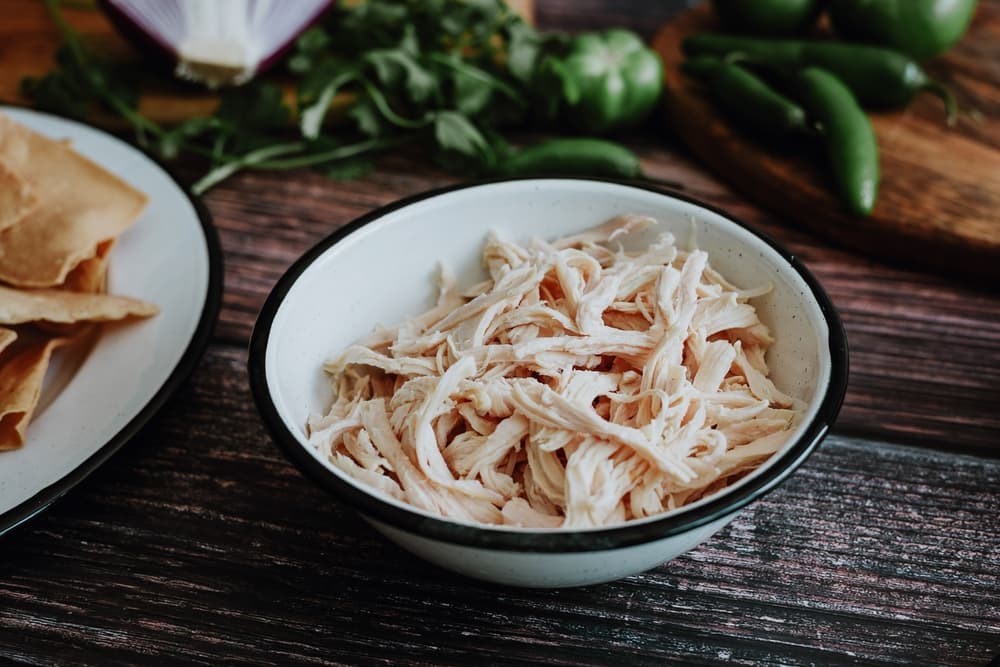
[
  {"left": 652, "top": 3, "right": 1000, "bottom": 283},
  {"left": 0, "top": 0, "right": 534, "bottom": 128}
]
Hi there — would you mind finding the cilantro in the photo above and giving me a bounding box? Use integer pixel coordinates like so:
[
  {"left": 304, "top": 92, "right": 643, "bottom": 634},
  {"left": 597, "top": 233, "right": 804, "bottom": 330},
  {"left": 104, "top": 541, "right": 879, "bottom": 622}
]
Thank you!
[
  {"left": 22, "top": 0, "right": 569, "bottom": 192},
  {"left": 299, "top": 67, "right": 357, "bottom": 139},
  {"left": 434, "top": 111, "right": 491, "bottom": 158},
  {"left": 20, "top": 57, "right": 91, "bottom": 120},
  {"left": 452, "top": 66, "right": 494, "bottom": 116},
  {"left": 348, "top": 99, "right": 387, "bottom": 138},
  {"left": 365, "top": 49, "right": 437, "bottom": 105},
  {"left": 156, "top": 117, "right": 221, "bottom": 160},
  {"left": 505, "top": 21, "right": 541, "bottom": 83}
]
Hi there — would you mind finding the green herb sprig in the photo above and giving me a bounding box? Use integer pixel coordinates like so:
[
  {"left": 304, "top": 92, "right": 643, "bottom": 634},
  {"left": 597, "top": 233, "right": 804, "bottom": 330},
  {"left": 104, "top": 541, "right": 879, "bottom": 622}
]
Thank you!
[{"left": 21, "top": 0, "right": 559, "bottom": 194}]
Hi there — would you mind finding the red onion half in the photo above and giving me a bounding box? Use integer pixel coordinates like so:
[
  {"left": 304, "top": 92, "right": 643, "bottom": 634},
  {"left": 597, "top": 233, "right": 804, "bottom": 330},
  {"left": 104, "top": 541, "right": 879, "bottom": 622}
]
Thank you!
[{"left": 99, "top": 0, "right": 332, "bottom": 88}]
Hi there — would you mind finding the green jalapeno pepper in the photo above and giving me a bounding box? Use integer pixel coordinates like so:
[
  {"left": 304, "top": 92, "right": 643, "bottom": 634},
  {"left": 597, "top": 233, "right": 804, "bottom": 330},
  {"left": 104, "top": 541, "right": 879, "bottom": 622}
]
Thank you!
[
  {"left": 794, "top": 66, "right": 880, "bottom": 216},
  {"left": 494, "top": 138, "right": 643, "bottom": 179},
  {"left": 683, "top": 33, "right": 957, "bottom": 121},
  {"left": 683, "top": 55, "right": 810, "bottom": 137}
]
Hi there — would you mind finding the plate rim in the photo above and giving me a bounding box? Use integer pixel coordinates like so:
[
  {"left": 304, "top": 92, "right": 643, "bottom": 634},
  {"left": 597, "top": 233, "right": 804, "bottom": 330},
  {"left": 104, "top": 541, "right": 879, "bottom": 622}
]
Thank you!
[{"left": 0, "top": 107, "right": 224, "bottom": 538}]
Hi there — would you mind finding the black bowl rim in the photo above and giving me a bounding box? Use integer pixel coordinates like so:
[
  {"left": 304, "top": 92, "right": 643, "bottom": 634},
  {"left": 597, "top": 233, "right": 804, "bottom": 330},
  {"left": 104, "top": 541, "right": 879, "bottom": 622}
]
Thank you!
[{"left": 247, "top": 177, "right": 849, "bottom": 553}]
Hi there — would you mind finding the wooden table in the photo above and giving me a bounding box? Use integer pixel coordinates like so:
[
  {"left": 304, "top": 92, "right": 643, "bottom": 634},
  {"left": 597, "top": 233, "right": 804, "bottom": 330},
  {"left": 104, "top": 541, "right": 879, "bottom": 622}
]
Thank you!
[{"left": 2, "top": 2, "right": 999, "bottom": 665}]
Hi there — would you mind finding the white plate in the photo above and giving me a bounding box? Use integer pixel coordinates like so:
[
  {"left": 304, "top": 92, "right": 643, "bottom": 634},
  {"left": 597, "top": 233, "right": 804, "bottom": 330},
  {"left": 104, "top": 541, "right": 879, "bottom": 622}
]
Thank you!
[{"left": 0, "top": 107, "right": 222, "bottom": 535}]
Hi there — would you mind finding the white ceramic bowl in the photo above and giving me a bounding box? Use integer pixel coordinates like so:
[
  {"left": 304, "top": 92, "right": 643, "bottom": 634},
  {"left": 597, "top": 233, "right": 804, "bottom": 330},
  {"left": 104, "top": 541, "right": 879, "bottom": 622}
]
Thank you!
[{"left": 248, "top": 178, "right": 848, "bottom": 588}]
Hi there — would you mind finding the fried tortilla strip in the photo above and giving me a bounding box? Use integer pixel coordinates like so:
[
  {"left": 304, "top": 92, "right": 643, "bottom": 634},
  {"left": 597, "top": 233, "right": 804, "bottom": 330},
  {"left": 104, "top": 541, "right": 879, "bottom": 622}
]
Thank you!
[
  {"left": 0, "top": 328, "right": 16, "bottom": 356},
  {"left": 0, "top": 112, "right": 148, "bottom": 287},
  {"left": 38, "top": 240, "right": 118, "bottom": 336},
  {"left": 0, "top": 285, "right": 158, "bottom": 325},
  {"left": 0, "top": 336, "right": 65, "bottom": 450},
  {"left": 61, "top": 239, "right": 115, "bottom": 294},
  {"left": 0, "top": 157, "right": 36, "bottom": 232}
]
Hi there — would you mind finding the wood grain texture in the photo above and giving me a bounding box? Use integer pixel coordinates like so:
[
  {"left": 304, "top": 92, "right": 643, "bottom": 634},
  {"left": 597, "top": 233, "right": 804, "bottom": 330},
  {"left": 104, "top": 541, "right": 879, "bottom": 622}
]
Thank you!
[
  {"left": 1, "top": 345, "right": 998, "bottom": 667},
  {"left": 535, "top": 0, "right": 671, "bottom": 39},
  {"left": 652, "top": 2, "right": 1000, "bottom": 282},
  {"left": 175, "top": 182, "right": 1000, "bottom": 662},
  {"left": 3, "top": 1, "right": 1000, "bottom": 665}
]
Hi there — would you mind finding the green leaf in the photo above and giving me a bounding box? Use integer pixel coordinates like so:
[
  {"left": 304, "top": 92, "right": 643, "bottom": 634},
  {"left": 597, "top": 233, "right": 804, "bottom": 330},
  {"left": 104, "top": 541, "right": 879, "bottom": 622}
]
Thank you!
[
  {"left": 290, "top": 27, "right": 332, "bottom": 74},
  {"left": 157, "top": 117, "right": 221, "bottom": 159},
  {"left": 297, "top": 27, "right": 330, "bottom": 57},
  {"left": 349, "top": 98, "right": 385, "bottom": 137},
  {"left": 465, "top": 0, "right": 503, "bottom": 14},
  {"left": 441, "top": 14, "right": 466, "bottom": 36},
  {"left": 20, "top": 72, "right": 90, "bottom": 120},
  {"left": 287, "top": 54, "right": 311, "bottom": 74},
  {"left": 453, "top": 67, "right": 493, "bottom": 116},
  {"left": 427, "top": 52, "right": 523, "bottom": 113},
  {"left": 365, "top": 50, "right": 436, "bottom": 105},
  {"left": 397, "top": 24, "right": 420, "bottom": 57},
  {"left": 297, "top": 56, "right": 350, "bottom": 102},
  {"left": 101, "top": 63, "right": 142, "bottom": 110},
  {"left": 483, "top": 128, "right": 513, "bottom": 161},
  {"left": 533, "top": 56, "right": 579, "bottom": 119},
  {"left": 505, "top": 21, "right": 540, "bottom": 83},
  {"left": 365, "top": 51, "right": 402, "bottom": 89},
  {"left": 21, "top": 39, "right": 152, "bottom": 142},
  {"left": 404, "top": 62, "right": 438, "bottom": 105},
  {"left": 217, "top": 83, "right": 290, "bottom": 132},
  {"left": 322, "top": 155, "right": 375, "bottom": 181},
  {"left": 299, "top": 68, "right": 357, "bottom": 140},
  {"left": 433, "top": 111, "right": 490, "bottom": 159},
  {"left": 52, "top": 46, "right": 104, "bottom": 98},
  {"left": 212, "top": 83, "right": 291, "bottom": 154}
]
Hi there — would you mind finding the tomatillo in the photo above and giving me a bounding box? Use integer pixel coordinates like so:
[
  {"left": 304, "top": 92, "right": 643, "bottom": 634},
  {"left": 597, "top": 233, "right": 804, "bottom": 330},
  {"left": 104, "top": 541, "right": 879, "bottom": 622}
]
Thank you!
[
  {"left": 556, "top": 29, "right": 664, "bottom": 133},
  {"left": 829, "top": 0, "right": 978, "bottom": 60}
]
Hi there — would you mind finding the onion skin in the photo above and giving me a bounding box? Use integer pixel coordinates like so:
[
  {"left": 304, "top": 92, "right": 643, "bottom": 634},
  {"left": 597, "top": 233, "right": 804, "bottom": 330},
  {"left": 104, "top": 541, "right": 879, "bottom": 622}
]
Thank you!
[
  {"left": 96, "top": 0, "right": 333, "bottom": 87},
  {"left": 255, "top": 1, "right": 332, "bottom": 74}
]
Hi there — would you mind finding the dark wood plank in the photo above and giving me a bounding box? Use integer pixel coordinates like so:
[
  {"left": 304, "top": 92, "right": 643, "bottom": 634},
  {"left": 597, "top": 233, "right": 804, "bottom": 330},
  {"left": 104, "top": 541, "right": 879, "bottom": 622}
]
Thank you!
[
  {"left": 535, "top": 0, "right": 674, "bottom": 39},
  {"left": 1, "top": 346, "right": 998, "bottom": 666}
]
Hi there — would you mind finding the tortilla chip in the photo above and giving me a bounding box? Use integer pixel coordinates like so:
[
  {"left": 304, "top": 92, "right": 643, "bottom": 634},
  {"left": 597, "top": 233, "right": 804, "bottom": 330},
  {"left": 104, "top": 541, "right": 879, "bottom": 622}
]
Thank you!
[
  {"left": 0, "top": 112, "right": 148, "bottom": 287},
  {"left": 0, "top": 285, "right": 158, "bottom": 325},
  {"left": 0, "top": 157, "right": 36, "bottom": 232},
  {"left": 0, "top": 327, "right": 16, "bottom": 356},
  {"left": 0, "top": 336, "right": 65, "bottom": 450},
  {"left": 37, "top": 240, "right": 117, "bottom": 336},
  {"left": 61, "top": 239, "right": 115, "bottom": 294}
]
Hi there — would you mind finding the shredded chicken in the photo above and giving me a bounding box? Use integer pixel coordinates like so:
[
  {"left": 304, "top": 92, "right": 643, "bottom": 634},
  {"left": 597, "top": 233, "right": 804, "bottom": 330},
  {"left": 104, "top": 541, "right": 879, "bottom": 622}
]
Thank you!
[{"left": 308, "top": 215, "right": 803, "bottom": 529}]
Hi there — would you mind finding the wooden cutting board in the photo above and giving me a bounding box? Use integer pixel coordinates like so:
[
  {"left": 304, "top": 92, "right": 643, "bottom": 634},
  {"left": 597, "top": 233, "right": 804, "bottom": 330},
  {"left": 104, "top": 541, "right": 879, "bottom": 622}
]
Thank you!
[
  {"left": 652, "top": 2, "right": 1000, "bottom": 283},
  {"left": 0, "top": 0, "right": 534, "bottom": 128}
]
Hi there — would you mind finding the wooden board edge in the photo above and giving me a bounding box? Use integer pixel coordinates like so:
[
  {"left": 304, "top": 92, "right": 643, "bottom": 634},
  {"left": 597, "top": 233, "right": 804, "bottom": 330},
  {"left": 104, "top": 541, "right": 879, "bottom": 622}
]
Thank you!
[{"left": 651, "top": 7, "right": 1000, "bottom": 284}]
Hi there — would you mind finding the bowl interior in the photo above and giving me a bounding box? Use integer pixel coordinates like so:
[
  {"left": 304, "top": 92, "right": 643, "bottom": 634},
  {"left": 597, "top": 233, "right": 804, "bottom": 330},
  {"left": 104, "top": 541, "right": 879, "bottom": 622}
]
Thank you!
[{"left": 263, "top": 179, "right": 833, "bottom": 531}]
